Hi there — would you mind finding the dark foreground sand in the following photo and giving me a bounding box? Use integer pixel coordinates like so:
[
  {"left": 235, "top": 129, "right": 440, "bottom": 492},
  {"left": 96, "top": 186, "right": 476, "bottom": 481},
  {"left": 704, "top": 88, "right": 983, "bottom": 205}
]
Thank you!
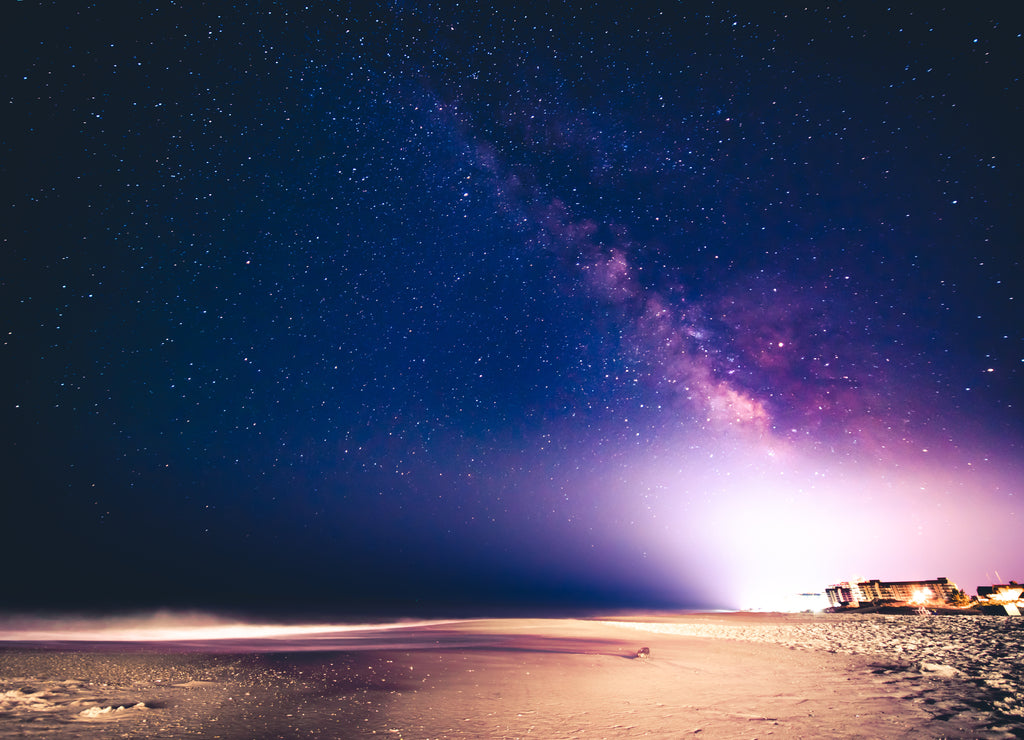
[{"left": 1, "top": 614, "right": 1021, "bottom": 739}]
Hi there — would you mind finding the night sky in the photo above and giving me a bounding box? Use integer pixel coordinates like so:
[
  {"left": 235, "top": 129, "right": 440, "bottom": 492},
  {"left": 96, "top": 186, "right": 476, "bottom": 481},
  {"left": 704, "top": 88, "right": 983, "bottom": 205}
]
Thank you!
[{"left": 3, "top": 3, "right": 1022, "bottom": 617}]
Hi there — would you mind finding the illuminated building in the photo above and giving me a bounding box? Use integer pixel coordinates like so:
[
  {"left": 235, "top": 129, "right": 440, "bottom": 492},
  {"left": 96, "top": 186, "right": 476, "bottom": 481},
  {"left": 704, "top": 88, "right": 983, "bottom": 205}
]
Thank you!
[
  {"left": 826, "top": 577, "right": 960, "bottom": 608},
  {"left": 977, "top": 584, "right": 1023, "bottom": 616}
]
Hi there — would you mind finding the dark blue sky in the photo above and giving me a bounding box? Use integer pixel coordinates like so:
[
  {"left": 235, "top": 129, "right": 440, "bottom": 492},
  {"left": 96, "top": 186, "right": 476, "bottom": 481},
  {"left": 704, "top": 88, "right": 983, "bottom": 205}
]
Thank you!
[{"left": 3, "top": 3, "right": 1021, "bottom": 615}]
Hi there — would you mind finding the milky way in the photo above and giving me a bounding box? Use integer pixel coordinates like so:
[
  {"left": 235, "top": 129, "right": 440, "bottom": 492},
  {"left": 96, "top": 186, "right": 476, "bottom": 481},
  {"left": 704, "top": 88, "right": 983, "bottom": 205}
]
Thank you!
[{"left": 3, "top": 3, "right": 1021, "bottom": 613}]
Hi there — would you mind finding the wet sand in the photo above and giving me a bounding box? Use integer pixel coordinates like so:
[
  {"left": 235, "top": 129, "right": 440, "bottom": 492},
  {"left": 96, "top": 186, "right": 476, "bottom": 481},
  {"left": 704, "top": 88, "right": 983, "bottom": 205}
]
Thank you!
[{"left": 1, "top": 614, "right": 1021, "bottom": 738}]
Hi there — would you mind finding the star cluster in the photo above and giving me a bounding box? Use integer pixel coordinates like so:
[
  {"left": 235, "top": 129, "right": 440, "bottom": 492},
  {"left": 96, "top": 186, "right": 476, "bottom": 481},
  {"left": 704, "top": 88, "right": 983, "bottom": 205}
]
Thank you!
[{"left": 3, "top": 3, "right": 1021, "bottom": 613}]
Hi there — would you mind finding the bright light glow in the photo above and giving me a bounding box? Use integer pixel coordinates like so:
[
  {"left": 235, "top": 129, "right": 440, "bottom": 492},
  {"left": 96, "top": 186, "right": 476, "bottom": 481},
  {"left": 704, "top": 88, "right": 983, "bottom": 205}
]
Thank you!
[
  {"left": 606, "top": 435, "right": 1024, "bottom": 611},
  {"left": 737, "top": 591, "right": 830, "bottom": 613},
  {"left": 909, "top": 588, "right": 932, "bottom": 605},
  {"left": 0, "top": 615, "right": 459, "bottom": 643},
  {"left": 988, "top": 587, "right": 1024, "bottom": 603}
]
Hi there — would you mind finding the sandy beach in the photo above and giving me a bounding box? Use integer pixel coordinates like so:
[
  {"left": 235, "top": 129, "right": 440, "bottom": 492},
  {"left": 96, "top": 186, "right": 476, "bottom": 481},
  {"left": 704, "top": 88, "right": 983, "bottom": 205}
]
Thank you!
[{"left": 1, "top": 612, "right": 1021, "bottom": 738}]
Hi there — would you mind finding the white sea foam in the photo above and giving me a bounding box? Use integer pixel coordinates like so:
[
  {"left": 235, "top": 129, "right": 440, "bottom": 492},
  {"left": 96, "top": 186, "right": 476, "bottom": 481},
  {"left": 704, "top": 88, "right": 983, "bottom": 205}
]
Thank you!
[
  {"left": 78, "top": 702, "right": 147, "bottom": 718},
  {"left": 0, "top": 688, "right": 66, "bottom": 713},
  {"left": 0, "top": 683, "right": 148, "bottom": 722}
]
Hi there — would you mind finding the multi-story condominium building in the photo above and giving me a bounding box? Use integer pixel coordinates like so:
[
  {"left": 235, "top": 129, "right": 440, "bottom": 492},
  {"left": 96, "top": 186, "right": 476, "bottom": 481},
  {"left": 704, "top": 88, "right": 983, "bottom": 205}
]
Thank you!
[{"left": 826, "top": 577, "right": 959, "bottom": 608}]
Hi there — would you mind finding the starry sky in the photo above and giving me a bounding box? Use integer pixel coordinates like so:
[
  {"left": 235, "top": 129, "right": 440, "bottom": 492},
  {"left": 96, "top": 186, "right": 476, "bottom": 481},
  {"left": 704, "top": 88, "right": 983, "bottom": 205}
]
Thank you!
[{"left": 3, "top": 3, "right": 1022, "bottom": 616}]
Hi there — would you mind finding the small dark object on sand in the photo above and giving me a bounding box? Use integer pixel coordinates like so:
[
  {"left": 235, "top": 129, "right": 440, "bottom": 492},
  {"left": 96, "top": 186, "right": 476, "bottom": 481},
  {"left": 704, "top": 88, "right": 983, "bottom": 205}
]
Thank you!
[{"left": 636, "top": 647, "right": 650, "bottom": 659}]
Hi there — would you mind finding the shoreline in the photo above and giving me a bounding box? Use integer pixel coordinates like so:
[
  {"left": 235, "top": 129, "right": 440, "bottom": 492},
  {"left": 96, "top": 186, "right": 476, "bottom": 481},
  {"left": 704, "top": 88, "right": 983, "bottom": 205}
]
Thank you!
[{"left": 1, "top": 613, "right": 1021, "bottom": 738}]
